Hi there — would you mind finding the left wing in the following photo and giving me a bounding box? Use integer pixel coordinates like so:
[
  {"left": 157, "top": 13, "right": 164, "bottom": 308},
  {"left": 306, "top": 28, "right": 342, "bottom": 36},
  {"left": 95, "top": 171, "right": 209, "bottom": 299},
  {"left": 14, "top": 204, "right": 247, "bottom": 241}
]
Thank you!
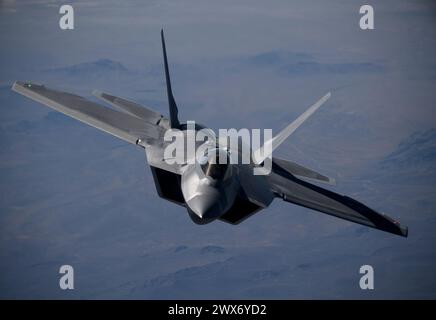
[{"left": 268, "top": 164, "right": 408, "bottom": 237}]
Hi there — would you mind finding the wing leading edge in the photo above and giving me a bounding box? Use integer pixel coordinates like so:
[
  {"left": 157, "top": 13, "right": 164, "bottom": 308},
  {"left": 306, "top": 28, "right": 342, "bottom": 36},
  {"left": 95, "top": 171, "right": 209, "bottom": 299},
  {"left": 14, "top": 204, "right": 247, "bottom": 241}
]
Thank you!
[{"left": 268, "top": 162, "right": 408, "bottom": 237}]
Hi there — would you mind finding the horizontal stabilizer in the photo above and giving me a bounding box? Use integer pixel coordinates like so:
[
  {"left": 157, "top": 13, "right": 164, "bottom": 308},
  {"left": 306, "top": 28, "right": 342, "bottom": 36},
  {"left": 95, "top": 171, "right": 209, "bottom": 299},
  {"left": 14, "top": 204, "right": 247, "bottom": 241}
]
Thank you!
[
  {"left": 273, "top": 157, "right": 335, "bottom": 185},
  {"left": 92, "top": 90, "right": 163, "bottom": 125}
]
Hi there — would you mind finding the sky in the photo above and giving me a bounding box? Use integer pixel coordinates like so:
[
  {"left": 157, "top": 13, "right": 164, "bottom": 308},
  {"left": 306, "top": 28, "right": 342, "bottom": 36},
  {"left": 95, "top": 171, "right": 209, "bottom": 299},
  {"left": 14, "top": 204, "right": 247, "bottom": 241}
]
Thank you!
[{"left": 0, "top": 0, "right": 436, "bottom": 299}]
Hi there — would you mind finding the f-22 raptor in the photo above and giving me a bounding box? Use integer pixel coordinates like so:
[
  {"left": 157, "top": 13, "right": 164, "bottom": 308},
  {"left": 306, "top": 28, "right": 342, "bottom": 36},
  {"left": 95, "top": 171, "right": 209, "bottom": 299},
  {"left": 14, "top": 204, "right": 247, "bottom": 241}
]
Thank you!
[{"left": 12, "top": 30, "right": 408, "bottom": 237}]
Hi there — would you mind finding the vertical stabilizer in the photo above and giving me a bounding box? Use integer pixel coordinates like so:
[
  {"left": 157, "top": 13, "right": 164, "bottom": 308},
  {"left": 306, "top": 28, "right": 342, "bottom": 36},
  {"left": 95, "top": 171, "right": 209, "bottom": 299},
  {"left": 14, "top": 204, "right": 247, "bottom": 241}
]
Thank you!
[
  {"left": 252, "top": 92, "right": 331, "bottom": 164},
  {"left": 161, "top": 29, "right": 180, "bottom": 128}
]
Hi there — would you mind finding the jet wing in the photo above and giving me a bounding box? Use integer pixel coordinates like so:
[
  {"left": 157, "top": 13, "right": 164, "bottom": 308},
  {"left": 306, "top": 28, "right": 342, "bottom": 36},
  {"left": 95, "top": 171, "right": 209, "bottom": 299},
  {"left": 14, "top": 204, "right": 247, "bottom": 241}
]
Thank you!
[
  {"left": 12, "top": 81, "right": 166, "bottom": 146},
  {"left": 268, "top": 167, "right": 408, "bottom": 237},
  {"left": 12, "top": 81, "right": 184, "bottom": 176}
]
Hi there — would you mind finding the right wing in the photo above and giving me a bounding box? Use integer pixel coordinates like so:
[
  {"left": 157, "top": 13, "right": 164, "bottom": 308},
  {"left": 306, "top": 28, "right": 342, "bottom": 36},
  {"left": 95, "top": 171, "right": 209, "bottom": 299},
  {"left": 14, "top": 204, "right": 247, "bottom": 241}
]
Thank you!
[
  {"left": 268, "top": 164, "right": 408, "bottom": 237},
  {"left": 12, "top": 81, "right": 185, "bottom": 175},
  {"left": 12, "top": 81, "right": 165, "bottom": 146}
]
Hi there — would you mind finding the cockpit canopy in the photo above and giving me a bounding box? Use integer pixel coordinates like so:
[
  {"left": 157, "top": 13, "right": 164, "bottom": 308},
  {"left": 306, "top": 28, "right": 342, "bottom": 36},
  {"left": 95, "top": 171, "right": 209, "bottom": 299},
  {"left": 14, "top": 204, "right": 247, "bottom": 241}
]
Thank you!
[{"left": 199, "top": 148, "right": 230, "bottom": 180}]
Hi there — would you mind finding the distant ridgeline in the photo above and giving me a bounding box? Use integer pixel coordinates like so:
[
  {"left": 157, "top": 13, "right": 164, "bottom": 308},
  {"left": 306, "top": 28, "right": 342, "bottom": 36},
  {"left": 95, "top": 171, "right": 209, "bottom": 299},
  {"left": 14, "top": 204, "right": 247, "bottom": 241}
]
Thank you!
[
  {"left": 45, "top": 59, "right": 130, "bottom": 78},
  {"left": 378, "top": 129, "right": 436, "bottom": 182}
]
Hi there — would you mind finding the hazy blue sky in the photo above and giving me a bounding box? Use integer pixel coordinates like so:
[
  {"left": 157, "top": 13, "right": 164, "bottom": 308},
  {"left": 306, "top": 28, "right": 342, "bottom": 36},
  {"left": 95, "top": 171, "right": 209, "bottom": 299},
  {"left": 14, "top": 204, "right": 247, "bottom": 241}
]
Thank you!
[{"left": 0, "top": 0, "right": 435, "bottom": 299}]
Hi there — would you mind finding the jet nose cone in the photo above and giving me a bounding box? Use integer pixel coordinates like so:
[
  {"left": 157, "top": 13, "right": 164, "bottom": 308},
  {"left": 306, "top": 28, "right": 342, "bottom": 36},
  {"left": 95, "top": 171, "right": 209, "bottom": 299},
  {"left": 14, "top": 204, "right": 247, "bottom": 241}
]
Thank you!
[{"left": 188, "top": 195, "right": 221, "bottom": 220}]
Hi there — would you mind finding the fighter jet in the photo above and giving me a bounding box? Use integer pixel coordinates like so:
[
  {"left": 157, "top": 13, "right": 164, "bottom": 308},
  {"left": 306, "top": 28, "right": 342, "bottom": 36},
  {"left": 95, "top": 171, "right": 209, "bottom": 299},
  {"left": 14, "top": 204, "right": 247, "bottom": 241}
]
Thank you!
[{"left": 12, "top": 30, "right": 408, "bottom": 237}]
